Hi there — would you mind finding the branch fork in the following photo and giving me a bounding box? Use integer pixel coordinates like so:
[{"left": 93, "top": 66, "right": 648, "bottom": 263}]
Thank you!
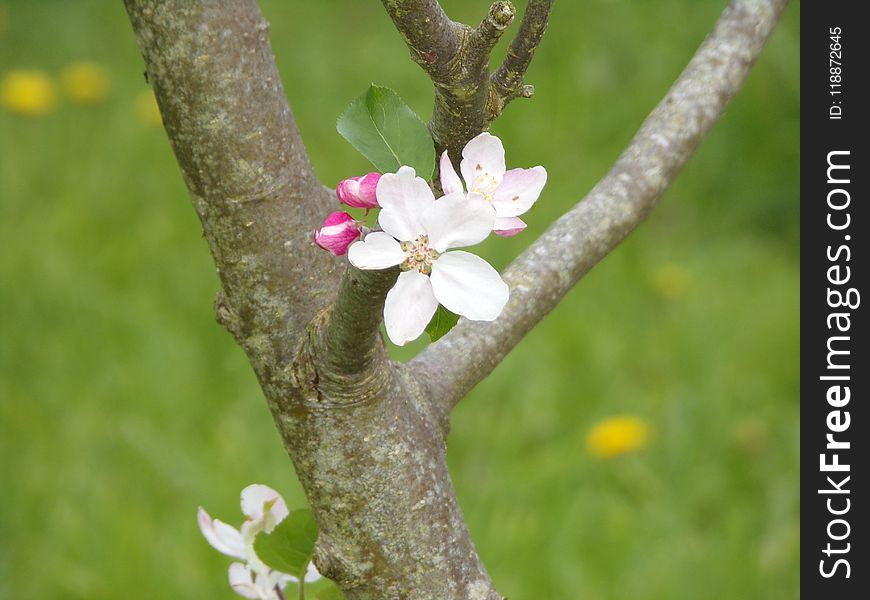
[{"left": 381, "top": 0, "right": 553, "bottom": 161}]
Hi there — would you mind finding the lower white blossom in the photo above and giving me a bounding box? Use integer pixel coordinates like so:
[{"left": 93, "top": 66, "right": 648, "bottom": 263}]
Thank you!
[
  {"left": 228, "top": 562, "right": 285, "bottom": 600},
  {"left": 348, "top": 166, "right": 509, "bottom": 345},
  {"left": 228, "top": 561, "right": 322, "bottom": 600},
  {"left": 198, "top": 484, "right": 321, "bottom": 599}
]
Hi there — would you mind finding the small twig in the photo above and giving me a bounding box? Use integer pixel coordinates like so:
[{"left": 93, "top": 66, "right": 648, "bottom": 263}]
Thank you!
[
  {"left": 380, "top": 0, "right": 540, "bottom": 163},
  {"left": 471, "top": 1, "right": 517, "bottom": 54},
  {"left": 489, "top": 0, "right": 554, "bottom": 119}
]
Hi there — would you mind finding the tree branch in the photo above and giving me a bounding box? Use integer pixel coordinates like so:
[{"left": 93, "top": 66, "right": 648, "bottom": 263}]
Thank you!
[
  {"left": 488, "top": 0, "right": 554, "bottom": 120},
  {"left": 124, "top": 0, "right": 340, "bottom": 373},
  {"left": 316, "top": 266, "right": 398, "bottom": 394},
  {"left": 471, "top": 1, "right": 517, "bottom": 55},
  {"left": 381, "top": 1, "right": 533, "bottom": 163},
  {"left": 379, "top": 0, "right": 462, "bottom": 80},
  {"left": 413, "top": 0, "right": 790, "bottom": 419}
]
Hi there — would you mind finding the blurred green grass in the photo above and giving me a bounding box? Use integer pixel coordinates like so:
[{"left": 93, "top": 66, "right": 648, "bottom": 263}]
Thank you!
[{"left": 0, "top": 1, "right": 798, "bottom": 598}]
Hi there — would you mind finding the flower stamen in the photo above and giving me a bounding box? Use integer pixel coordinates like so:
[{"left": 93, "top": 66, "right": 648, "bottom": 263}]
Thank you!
[{"left": 399, "top": 234, "right": 440, "bottom": 275}]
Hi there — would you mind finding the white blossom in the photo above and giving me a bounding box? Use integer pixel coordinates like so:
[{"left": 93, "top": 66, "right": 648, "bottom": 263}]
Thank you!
[
  {"left": 348, "top": 166, "right": 509, "bottom": 345},
  {"left": 439, "top": 132, "right": 547, "bottom": 236},
  {"left": 198, "top": 484, "right": 321, "bottom": 599}
]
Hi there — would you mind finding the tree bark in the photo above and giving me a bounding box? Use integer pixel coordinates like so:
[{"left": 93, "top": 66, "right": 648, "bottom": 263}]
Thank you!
[{"left": 124, "top": 0, "right": 788, "bottom": 598}]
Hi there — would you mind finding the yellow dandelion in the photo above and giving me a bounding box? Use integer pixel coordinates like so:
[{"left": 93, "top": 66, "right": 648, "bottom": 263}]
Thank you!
[
  {"left": 61, "top": 62, "right": 110, "bottom": 105},
  {"left": 1, "top": 69, "right": 57, "bottom": 116},
  {"left": 135, "top": 89, "right": 162, "bottom": 126},
  {"left": 651, "top": 263, "right": 692, "bottom": 300},
  {"left": 586, "top": 415, "right": 652, "bottom": 459}
]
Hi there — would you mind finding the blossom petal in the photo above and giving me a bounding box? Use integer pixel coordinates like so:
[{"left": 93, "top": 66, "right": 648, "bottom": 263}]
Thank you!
[
  {"left": 348, "top": 232, "right": 405, "bottom": 270},
  {"left": 212, "top": 519, "right": 248, "bottom": 558},
  {"left": 376, "top": 166, "right": 434, "bottom": 240},
  {"left": 493, "top": 216, "right": 527, "bottom": 237},
  {"left": 422, "top": 192, "right": 494, "bottom": 252},
  {"left": 276, "top": 561, "right": 322, "bottom": 586},
  {"left": 460, "top": 133, "right": 506, "bottom": 195},
  {"left": 240, "top": 485, "right": 288, "bottom": 529},
  {"left": 384, "top": 271, "right": 438, "bottom": 345},
  {"left": 439, "top": 151, "right": 464, "bottom": 195},
  {"left": 490, "top": 166, "right": 547, "bottom": 217},
  {"left": 303, "top": 561, "right": 323, "bottom": 583},
  {"left": 254, "top": 572, "right": 282, "bottom": 600},
  {"left": 228, "top": 563, "right": 261, "bottom": 600},
  {"left": 198, "top": 507, "right": 247, "bottom": 560},
  {"left": 430, "top": 251, "right": 509, "bottom": 321}
]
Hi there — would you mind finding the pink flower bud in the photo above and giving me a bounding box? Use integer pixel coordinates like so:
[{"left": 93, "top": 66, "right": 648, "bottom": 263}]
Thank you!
[
  {"left": 336, "top": 172, "right": 381, "bottom": 209},
  {"left": 314, "top": 211, "right": 360, "bottom": 255}
]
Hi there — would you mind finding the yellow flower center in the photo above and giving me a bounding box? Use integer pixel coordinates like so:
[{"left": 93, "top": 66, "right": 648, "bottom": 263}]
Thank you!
[{"left": 400, "top": 234, "right": 440, "bottom": 275}]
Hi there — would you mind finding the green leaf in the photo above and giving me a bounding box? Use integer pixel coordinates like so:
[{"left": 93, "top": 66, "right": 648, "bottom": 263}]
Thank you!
[
  {"left": 253, "top": 509, "right": 318, "bottom": 579},
  {"left": 337, "top": 85, "right": 434, "bottom": 178},
  {"left": 313, "top": 581, "right": 347, "bottom": 600},
  {"left": 425, "top": 305, "right": 460, "bottom": 342}
]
